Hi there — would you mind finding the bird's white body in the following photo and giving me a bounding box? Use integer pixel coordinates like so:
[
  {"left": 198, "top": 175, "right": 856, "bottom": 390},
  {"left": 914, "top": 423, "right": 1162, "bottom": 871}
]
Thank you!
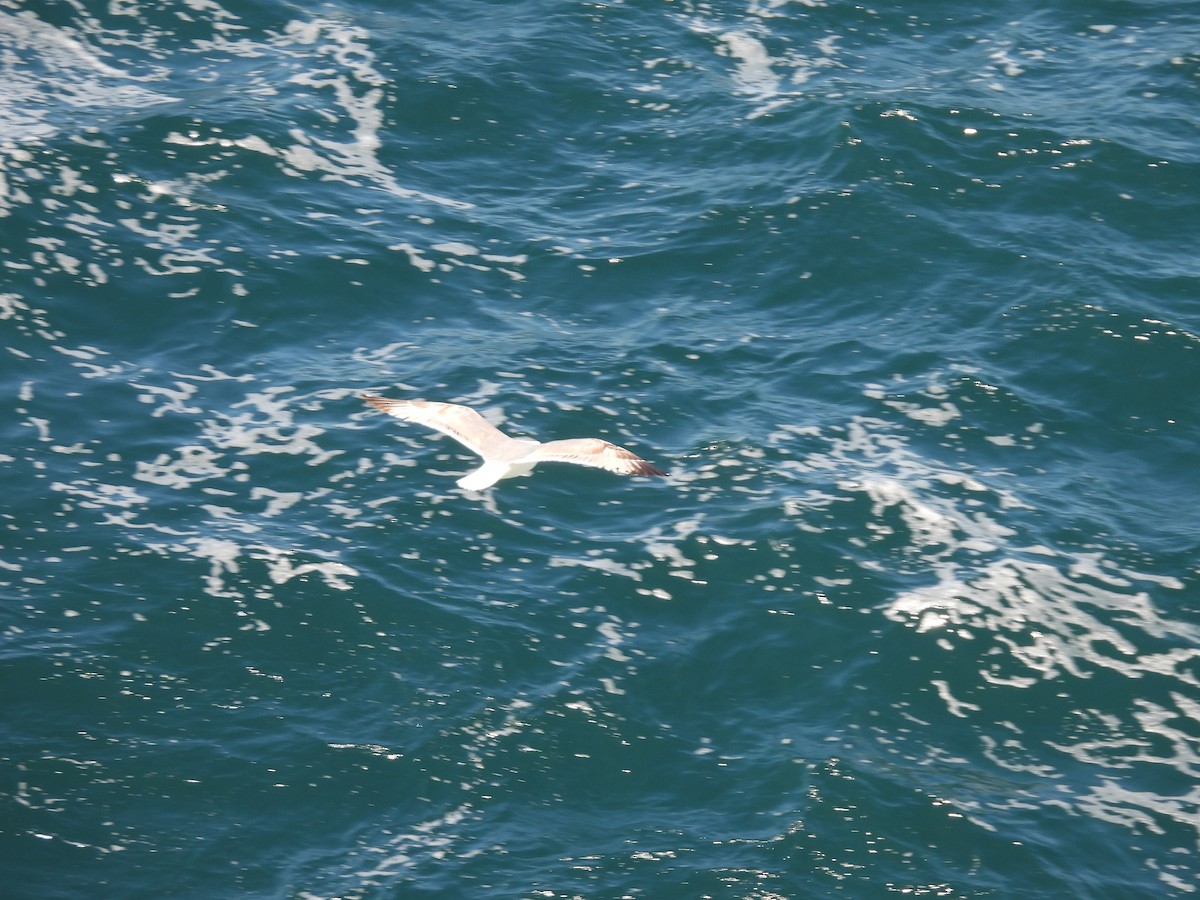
[{"left": 362, "top": 395, "right": 666, "bottom": 491}]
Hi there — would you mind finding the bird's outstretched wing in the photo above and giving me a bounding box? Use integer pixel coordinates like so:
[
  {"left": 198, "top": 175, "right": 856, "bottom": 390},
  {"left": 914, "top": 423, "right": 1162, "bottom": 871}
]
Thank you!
[
  {"left": 524, "top": 438, "right": 666, "bottom": 476},
  {"left": 362, "top": 395, "right": 512, "bottom": 458}
]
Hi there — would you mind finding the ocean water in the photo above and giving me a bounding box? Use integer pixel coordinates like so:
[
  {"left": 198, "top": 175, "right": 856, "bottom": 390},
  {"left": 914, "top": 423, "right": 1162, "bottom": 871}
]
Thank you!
[{"left": 2, "top": 0, "right": 1199, "bottom": 896}]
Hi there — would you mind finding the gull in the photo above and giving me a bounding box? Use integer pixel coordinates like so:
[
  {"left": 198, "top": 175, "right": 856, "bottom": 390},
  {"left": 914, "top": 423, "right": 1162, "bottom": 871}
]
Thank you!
[{"left": 362, "top": 394, "right": 667, "bottom": 491}]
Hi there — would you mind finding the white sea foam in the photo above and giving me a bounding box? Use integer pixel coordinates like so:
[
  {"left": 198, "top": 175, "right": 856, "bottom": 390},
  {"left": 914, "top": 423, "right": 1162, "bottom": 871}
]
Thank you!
[
  {"left": 769, "top": 390, "right": 1197, "bottom": 862},
  {"left": 0, "top": 10, "right": 176, "bottom": 148},
  {"left": 683, "top": 11, "right": 841, "bottom": 119}
]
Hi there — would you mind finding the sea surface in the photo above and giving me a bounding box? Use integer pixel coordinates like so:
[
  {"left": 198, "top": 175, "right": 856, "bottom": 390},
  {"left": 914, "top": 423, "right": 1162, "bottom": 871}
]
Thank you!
[{"left": 2, "top": 0, "right": 1199, "bottom": 897}]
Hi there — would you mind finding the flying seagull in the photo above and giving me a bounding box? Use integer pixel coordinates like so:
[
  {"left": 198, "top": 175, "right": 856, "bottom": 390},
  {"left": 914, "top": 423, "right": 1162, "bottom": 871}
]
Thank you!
[{"left": 362, "top": 395, "right": 667, "bottom": 491}]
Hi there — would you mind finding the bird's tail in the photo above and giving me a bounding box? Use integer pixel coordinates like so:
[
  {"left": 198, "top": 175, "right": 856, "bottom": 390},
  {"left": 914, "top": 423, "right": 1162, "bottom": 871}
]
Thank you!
[{"left": 456, "top": 464, "right": 507, "bottom": 491}]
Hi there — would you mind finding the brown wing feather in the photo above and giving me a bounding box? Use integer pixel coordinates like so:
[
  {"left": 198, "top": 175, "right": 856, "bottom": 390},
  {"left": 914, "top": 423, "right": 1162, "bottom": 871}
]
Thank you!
[{"left": 527, "top": 438, "right": 666, "bottom": 476}]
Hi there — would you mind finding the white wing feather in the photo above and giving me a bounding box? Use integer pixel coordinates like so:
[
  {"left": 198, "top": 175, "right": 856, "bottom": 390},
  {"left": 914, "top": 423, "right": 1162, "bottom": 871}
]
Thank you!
[
  {"left": 362, "top": 395, "right": 512, "bottom": 457},
  {"left": 523, "top": 438, "right": 666, "bottom": 476}
]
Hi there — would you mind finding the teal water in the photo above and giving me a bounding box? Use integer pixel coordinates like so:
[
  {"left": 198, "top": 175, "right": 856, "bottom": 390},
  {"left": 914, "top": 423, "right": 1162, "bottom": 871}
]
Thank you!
[{"left": 3, "top": 0, "right": 1199, "bottom": 897}]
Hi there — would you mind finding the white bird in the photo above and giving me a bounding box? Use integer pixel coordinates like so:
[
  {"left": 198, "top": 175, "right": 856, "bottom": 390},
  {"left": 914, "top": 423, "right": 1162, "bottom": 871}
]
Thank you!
[{"left": 362, "top": 395, "right": 667, "bottom": 491}]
